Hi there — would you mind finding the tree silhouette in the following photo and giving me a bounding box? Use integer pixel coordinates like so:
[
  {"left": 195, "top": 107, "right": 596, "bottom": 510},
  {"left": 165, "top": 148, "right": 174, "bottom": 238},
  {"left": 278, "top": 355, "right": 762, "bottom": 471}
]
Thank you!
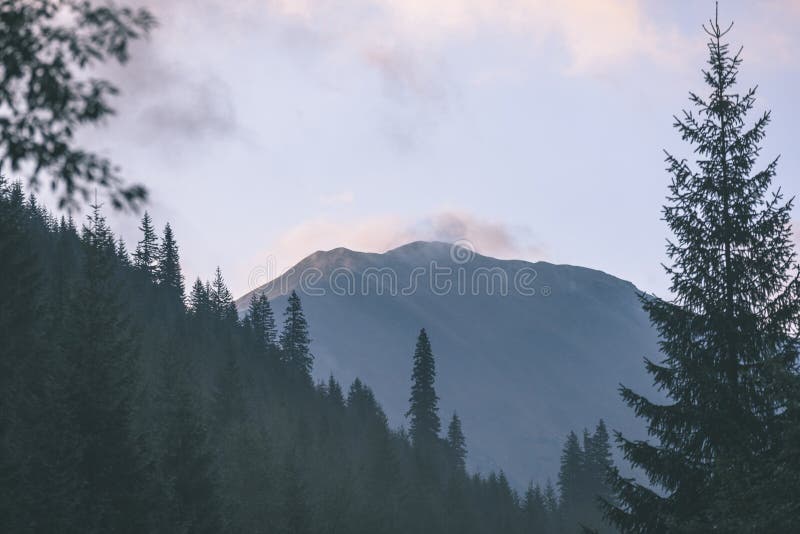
[
  {"left": 0, "top": 0, "right": 156, "bottom": 209},
  {"left": 279, "top": 291, "right": 313, "bottom": 382},
  {"left": 606, "top": 8, "right": 800, "bottom": 532},
  {"left": 406, "top": 328, "right": 440, "bottom": 449}
]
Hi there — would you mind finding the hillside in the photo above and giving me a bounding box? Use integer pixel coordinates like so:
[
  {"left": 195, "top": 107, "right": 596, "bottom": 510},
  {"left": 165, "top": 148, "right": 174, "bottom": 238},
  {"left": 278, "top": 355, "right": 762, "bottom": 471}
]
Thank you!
[{"left": 238, "top": 241, "right": 659, "bottom": 486}]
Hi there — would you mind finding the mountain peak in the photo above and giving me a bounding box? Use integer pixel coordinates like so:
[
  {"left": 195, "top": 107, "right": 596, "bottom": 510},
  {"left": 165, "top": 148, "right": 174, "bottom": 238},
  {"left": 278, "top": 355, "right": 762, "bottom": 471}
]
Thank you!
[{"left": 384, "top": 240, "right": 458, "bottom": 260}]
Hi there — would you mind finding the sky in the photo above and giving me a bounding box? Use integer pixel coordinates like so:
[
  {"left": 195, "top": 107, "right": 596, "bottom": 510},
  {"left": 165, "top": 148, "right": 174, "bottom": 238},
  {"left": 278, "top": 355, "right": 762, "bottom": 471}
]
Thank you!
[{"left": 56, "top": 0, "right": 800, "bottom": 298}]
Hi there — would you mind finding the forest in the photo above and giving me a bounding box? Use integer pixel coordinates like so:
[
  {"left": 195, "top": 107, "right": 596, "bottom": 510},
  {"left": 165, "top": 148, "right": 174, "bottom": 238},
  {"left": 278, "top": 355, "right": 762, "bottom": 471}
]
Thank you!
[
  {"left": 2, "top": 1, "right": 800, "bottom": 533},
  {"left": 0, "top": 182, "right": 615, "bottom": 533}
]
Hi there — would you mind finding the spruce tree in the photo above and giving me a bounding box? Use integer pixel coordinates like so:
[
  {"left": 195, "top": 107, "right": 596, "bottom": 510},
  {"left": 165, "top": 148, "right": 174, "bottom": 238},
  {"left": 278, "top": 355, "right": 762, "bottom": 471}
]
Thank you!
[
  {"left": 245, "top": 292, "right": 277, "bottom": 350},
  {"left": 584, "top": 421, "right": 613, "bottom": 510},
  {"left": 522, "top": 483, "right": 547, "bottom": 533},
  {"left": 606, "top": 9, "right": 800, "bottom": 532},
  {"left": 209, "top": 267, "right": 237, "bottom": 324},
  {"left": 279, "top": 291, "right": 313, "bottom": 382},
  {"left": 132, "top": 211, "right": 158, "bottom": 278},
  {"left": 406, "top": 328, "right": 440, "bottom": 449},
  {"left": 156, "top": 223, "right": 184, "bottom": 302},
  {"left": 189, "top": 277, "right": 211, "bottom": 315},
  {"left": 327, "top": 375, "right": 345, "bottom": 409},
  {"left": 69, "top": 203, "right": 150, "bottom": 532},
  {"left": 558, "top": 431, "right": 583, "bottom": 524},
  {"left": 0, "top": 180, "right": 67, "bottom": 532},
  {"left": 446, "top": 412, "right": 467, "bottom": 471},
  {"left": 116, "top": 237, "right": 131, "bottom": 266}
]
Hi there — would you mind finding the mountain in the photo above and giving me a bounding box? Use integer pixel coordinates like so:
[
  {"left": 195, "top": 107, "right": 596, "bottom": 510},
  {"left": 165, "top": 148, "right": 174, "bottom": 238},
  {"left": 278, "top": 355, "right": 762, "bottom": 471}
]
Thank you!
[{"left": 236, "top": 241, "right": 659, "bottom": 486}]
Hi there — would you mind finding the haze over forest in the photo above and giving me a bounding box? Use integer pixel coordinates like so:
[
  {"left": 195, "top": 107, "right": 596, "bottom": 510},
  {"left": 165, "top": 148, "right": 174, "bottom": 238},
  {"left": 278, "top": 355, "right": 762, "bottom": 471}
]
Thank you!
[{"left": 2, "top": 2, "right": 800, "bottom": 533}]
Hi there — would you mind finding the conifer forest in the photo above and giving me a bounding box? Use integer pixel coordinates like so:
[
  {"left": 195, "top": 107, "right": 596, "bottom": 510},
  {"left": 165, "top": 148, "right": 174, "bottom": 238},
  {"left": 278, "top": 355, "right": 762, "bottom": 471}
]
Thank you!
[{"left": 1, "top": 2, "right": 799, "bottom": 533}]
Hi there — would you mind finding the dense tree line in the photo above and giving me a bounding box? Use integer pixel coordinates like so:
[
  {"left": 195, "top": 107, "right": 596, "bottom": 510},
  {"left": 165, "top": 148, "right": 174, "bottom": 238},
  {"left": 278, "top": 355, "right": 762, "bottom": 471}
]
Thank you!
[
  {"left": 0, "top": 181, "right": 616, "bottom": 533},
  {"left": 4, "top": 1, "right": 800, "bottom": 532}
]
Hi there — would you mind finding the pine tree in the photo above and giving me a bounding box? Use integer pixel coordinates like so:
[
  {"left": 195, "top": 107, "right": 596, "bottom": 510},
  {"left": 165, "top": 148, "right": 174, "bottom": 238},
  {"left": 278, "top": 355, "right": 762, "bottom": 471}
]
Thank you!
[
  {"left": 69, "top": 203, "right": 150, "bottom": 532},
  {"left": 155, "top": 223, "right": 184, "bottom": 302},
  {"left": 544, "top": 480, "right": 559, "bottom": 532},
  {"left": 245, "top": 292, "right": 277, "bottom": 351},
  {"left": 209, "top": 267, "right": 237, "bottom": 324},
  {"left": 116, "top": 237, "right": 131, "bottom": 266},
  {"left": 327, "top": 375, "right": 345, "bottom": 409},
  {"left": 558, "top": 431, "right": 583, "bottom": 524},
  {"left": 133, "top": 211, "right": 158, "bottom": 278},
  {"left": 279, "top": 291, "right": 313, "bottom": 382},
  {"left": 522, "top": 483, "right": 547, "bottom": 533},
  {"left": 0, "top": 179, "right": 70, "bottom": 532},
  {"left": 189, "top": 277, "right": 211, "bottom": 315},
  {"left": 606, "top": 9, "right": 800, "bottom": 532},
  {"left": 405, "top": 328, "right": 440, "bottom": 449},
  {"left": 446, "top": 412, "right": 467, "bottom": 471},
  {"left": 584, "top": 420, "right": 613, "bottom": 509}
]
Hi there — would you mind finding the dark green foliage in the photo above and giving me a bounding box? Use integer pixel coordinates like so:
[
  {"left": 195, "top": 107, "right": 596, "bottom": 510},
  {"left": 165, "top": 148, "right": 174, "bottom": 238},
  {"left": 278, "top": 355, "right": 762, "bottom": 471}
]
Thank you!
[
  {"left": 446, "top": 412, "right": 467, "bottom": 472},
  {"left": 244, "top": 293, "right": 277, "bottom": 351},
  {"left": 0, "top": 190, "right": 621, "bottom": 534},
  {"left": 523, "top": 483, "right": 548, "bottom": 532},
  {"left": 212, "top": 353, "right": 246, "bottom": 428},
  {"left": 69, "top": 204, "right": 150, "bottom": 532},
  {"left": 133, "top": 212, "right": 158, "bottom": 278},
  {"left": 583, "top": 421, "right": 613, "bottom": 517},
  {"left": 0, "top": 0, "right": 155, "bottom": 209},
  {"left": 152, "top": 344, "right": 222, "bottom": 534},
  {"left": 406, "top": 328, "right": 440, "bottom": 449},
  {"left": 209, "top": 267, "right": 238, "bottom": 324},
  {"left": 279, "top": 291, "right": 313, "bottom": 382},
  {"left": 606, "top": 11, "right": 800, "bottom": 533},
  {"left": 116, "top": 237, "right": 131, "bottom": 266},
  {"left": 156, "top": 223, "right": 185, "bottom": 302},
  {"left": 189, "top": 277, "right": 211, "bottom": 315},
  {"left": 558, "top": 432, "right": 583, "bottom": 522},
  {"left": 326, "top": 374, "right": 345, "bottom": 409}
]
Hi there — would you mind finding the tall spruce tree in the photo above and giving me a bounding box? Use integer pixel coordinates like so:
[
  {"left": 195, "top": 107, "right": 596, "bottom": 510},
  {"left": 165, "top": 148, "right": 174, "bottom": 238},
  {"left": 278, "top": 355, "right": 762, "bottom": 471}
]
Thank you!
[
  {"left": 156, "top": 223, "right": 184, "bottom": 302},
  {"left": 446, "top": 412, "right": 467, "bottom": 471},
  {"left": 279, "top": 291, "right": 313, "bottom": 381},
  {"left": 189, "top": 277, "right": 211, "bottom": 315},
  {"left": 133, "top": 211, "right": 158, "bottom": 278},
  {"left": 209, "top": 267, "right": 237, "bottom": 324},
  {"left": 605, "top": 9, "right": 800, "bottom": 532},
  {"left": 69, "top": 204, "right": 150, "bottom": 532},
  {"left": 558, "top": 431, "right": 583, "bottom": 524},
  {"left": 522, "top": 483, "right": 547, "bottom": 533},
  {"left": 584, "top": 421, "right": 613, "bottom": 511},
  {"left": 245, "top": 293, "right": 277, "bottom": 351},
  {"left": 116, "top": 237, "right": 131, "bottom": 266},
  {"left": 406, "top": 328, "right": 440, "bottom": 449}
]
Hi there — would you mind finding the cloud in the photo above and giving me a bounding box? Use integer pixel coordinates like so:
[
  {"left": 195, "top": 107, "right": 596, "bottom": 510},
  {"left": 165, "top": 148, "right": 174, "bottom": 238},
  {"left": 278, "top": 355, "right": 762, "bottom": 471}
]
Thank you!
[
  {"left": 137, "top": 0, "right": 696, "bottom": 100},
  {"left": 91, "top": 7, "right": 242, "bottom": 147},
  {"left": 409, "top": 211, "right": 544, "bottom": 259},
  {"left": 136, "top": 71, "right": 238, "bottom": 142},
  {"left": 259, "top": 0, "right": 692, "bottom": 75},
  {"left": 261, "top": 210, "right": 546, "bottom": 274}
]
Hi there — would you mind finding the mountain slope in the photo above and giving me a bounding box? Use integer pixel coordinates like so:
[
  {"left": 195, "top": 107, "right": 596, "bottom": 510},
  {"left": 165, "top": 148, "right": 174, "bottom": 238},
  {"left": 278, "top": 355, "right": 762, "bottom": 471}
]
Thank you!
[{"left": 237, "top": 241, "right": 658, "bottom": 485}]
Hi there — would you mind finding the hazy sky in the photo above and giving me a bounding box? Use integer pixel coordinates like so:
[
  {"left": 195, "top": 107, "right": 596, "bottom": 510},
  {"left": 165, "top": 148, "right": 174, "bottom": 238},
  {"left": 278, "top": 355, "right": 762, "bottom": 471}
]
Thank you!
[{"left": 61, "top": 0, "right": 800, "bottom": 298}]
